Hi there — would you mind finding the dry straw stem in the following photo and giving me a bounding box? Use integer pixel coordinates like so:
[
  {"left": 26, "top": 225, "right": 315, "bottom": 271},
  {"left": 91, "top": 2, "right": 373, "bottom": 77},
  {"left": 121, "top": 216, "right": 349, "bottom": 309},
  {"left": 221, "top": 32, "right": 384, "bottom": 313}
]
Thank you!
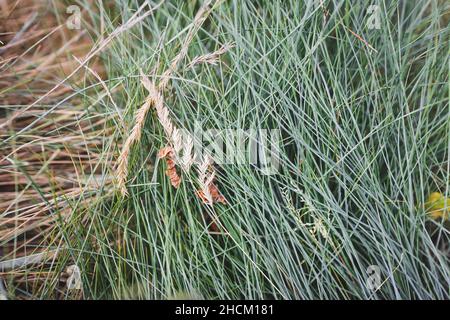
[
  {"left": 157, "top": 0, "right": 214, "bottom": 90},
  {"left": 157, "top": 146, "right": 181, "bottom": 188},
  {"left": 117, "top": 0, "right": 218, "bottom": 195},
  {"left": 188, "top": 42, "right": 234, "bottom": 68},
  {"left": 116, "top": 71, "right": 170, "bottom": 195}
]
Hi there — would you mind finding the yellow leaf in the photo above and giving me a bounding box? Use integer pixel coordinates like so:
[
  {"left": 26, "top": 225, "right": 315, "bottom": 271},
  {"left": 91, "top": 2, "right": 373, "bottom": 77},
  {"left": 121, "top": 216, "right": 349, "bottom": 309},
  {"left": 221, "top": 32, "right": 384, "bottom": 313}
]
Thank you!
[{"left": 425, "top": 192, "right": 450, "bottom": 220}]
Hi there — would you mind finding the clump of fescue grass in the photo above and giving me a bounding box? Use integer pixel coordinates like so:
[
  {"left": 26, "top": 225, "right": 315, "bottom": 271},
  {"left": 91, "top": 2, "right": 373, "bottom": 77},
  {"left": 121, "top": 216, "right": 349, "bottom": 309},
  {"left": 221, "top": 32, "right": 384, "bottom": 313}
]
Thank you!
[{"left": 2, "top": 0, "right": 450, "bottom": 299}]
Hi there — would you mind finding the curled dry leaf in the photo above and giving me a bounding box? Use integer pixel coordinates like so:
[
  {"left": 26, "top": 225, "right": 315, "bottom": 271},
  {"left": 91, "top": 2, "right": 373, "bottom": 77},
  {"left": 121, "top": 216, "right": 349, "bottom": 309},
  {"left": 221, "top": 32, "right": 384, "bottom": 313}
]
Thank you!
[
  {"left": 158, "top": 146, "right": 181, "bottom": 188},
  {"left": 196, "top": 182, "right": 227, "bottom": 205}
]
